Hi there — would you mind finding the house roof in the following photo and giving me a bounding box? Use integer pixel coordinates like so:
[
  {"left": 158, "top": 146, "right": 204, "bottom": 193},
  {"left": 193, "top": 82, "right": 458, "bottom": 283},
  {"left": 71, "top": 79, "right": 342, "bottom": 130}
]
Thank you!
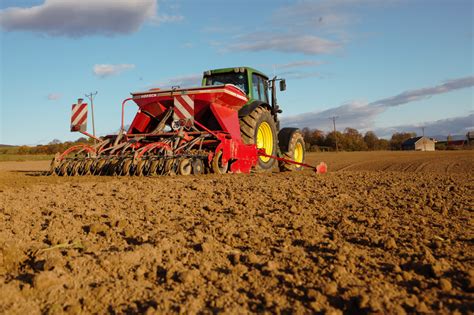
[{"left": 402, "top": 136, "right": 433, "bottom": 146}]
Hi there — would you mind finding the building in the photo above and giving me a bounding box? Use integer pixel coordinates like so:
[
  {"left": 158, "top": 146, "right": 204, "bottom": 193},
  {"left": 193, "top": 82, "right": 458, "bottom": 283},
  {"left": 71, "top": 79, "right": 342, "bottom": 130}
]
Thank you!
[
  {"left": 402, "top": 136, "right": 435, "bottom": 151},
  {"left": 467, "top": 131, "right": 474, "bottom": 145}
]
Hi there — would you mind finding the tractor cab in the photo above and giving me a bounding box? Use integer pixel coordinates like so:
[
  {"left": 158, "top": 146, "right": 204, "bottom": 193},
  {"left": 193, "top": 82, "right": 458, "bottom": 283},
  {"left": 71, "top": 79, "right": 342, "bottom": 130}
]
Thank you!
[{"left": 202, "top": 67, "right": 284, "bottom": 109}]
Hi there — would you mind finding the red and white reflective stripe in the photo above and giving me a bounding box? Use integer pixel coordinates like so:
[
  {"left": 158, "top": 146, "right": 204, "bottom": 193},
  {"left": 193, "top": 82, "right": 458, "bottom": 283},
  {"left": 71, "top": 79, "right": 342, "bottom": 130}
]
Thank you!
[
  {"left": 71, "top": 103, "right": 87, "bottom": 127},
  {"left": 173, "top": 95, "right": 194, "bottom": 120},
  {"left": 133, "top": 86, "right": 248, "bottom": 102}
]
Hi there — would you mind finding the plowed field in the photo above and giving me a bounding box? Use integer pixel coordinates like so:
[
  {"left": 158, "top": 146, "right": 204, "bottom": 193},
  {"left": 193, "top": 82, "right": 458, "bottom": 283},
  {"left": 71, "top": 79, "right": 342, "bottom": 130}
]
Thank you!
[{"left": 0, "top": 151, "right": 473, "bottom": 314}]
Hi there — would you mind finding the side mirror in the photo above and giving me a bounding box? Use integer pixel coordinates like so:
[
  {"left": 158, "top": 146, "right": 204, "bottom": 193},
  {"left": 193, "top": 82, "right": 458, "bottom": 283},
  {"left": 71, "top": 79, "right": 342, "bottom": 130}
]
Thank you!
[{"left": 279, "top": 79, "right": 286, "bottom": 91}]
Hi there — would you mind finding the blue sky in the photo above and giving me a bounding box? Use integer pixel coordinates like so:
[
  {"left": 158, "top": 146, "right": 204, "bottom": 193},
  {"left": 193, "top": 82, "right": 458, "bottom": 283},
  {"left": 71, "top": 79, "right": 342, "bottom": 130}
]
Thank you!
[{"left": 0, "top": 0, "right": 472, "bottom": 145}]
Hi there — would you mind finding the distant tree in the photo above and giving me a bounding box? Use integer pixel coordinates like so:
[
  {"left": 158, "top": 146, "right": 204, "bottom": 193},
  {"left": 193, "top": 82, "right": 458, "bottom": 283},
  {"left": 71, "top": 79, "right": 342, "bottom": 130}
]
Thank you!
[
  {"left": 295, "top": 127, "right": 395, "bottom": 151},
  {"left": 435, "top": 143, "right": 447, "bottom": 150},
  {"left": 390, "top": 132, "right": 416, "bottom": 150},
  {"left": 7, "top": 137, "right": 95, "bottom": 155},
  {"left": 343, "top": 128, "right": 367, "bottom": 151},
  {"left": 301, "top": 128, "right": 325, "bottom": 150},
  {"left": 49, "top": 139, "right": 61, "bottom": 145},
  {"left": 324, "top": 131, "right": 344, "bottom": 151},
  {"left": 310, "top": 129, "right": 325, "bottom": 146},
  {"left": 363, "top": 131, "right": 378, "bottom": 150},
  {"left": 75, "top": 137, "right": 89, "bottom": 143},
  {"left": 301, "top": 127, "right": 312, "bottom": 149},
  {"left": 377, "top": 138, "right": 390, "bottom": 150},
  {"left": 17, "top": 146, "right": 29, "bottom": 155}
]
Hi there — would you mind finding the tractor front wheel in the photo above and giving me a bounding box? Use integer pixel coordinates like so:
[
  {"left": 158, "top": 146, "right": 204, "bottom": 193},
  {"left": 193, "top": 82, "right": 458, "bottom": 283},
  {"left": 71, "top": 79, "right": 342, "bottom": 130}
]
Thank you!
[{"left": 240, "top": 107, "right": 277, "bottom": 171}]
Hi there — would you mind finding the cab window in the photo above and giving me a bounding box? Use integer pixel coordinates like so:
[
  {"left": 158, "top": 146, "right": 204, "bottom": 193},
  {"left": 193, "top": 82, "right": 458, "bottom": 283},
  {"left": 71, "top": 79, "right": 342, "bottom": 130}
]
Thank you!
[
  {"left": 259, "top": 77, "right": 268, "bottom": 103},
  {"left": 252, "top": 74, "right": 269, "bottom": 103},
  {"left": 251, "top": 74, "right": 259, "bottom": 100},
  {"left": 206, "top": 72, "right": 249, "bottom": 94}
]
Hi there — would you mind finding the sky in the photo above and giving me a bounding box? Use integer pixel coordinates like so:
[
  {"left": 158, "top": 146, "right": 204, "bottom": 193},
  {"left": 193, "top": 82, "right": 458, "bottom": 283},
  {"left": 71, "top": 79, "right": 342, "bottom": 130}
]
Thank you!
[{"left": 0, "top": 0, "right": 473, "bottom": 145}]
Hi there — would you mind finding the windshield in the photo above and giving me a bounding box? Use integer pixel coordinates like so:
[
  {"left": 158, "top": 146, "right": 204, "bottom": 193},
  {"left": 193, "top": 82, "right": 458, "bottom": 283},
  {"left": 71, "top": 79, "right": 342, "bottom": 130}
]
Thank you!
[{"left": 205, "top": 72, "right": 248, "bottom": 94}]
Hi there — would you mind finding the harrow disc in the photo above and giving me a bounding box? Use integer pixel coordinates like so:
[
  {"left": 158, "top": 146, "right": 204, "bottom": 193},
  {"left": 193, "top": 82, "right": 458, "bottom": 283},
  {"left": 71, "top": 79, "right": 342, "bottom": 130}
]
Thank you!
[
  {"left": 93, "top": 159, "right": 106, "bottom": 175},
  {"left": 149, "top": 160, "right": 160, "bottom": 176},
  {"left": 106, "top": 158, "right": 120, "bottom": 176},
  {"left": 121, "top": 158, "right": 133, "bottom": 176},
  {"left": 99, "top": 159, "right": 112, "bottom": 175},
  {"left": 68, "top": 161, "right": 81, "bottom": 176},
  {"left": 143, "top": 159, "right": 153, "bottom": 176},
  {"left": 192, "top": 159, "right": 205, "bottom": 175},
  {"left": 79, "top": 159, "right": 94, "bottom": 176},
  {"left": 59, "top": 160, "right": 70, "bottom": 176},
  {"left": 164, "top": 159, "right": 176, "bottom": 176},
  {"left": 179, "top": 159, "right": 192, "bottom": 176},
  {"left": 211, "top": 151, "right": 228, "bottom": 174},
  {"left": 135, "top": 159, "right": 147, "bottom": 176}
]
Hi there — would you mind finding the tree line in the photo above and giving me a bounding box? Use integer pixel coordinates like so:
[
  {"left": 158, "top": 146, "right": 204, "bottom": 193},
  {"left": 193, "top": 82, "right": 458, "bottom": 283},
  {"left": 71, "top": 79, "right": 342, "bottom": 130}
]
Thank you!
[
  {"left": 0, "top": 138, "right": 95, "bottom": 155},
  {"left": 301, "top": 127, "right": 416, "bottom": 151},
  {"left": 5, "top": 128, "right": 462, "bottom": 154}
]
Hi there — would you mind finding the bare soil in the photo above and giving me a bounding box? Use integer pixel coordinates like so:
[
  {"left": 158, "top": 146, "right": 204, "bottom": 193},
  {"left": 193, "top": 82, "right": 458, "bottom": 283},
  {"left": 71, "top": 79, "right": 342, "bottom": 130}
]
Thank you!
[{"left": 0, "top": 151, "right": 473, "bottom": 314}]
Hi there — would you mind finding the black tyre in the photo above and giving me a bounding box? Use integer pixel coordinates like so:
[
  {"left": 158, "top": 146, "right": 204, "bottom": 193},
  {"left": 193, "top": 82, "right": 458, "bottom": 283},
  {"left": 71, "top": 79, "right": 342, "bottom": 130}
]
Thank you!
[
  {"left": 278, "top": 128, "right": 305, "bottom": 171},
  {"left": 239, "top": 106, "right": 278, "bottom": 171}
]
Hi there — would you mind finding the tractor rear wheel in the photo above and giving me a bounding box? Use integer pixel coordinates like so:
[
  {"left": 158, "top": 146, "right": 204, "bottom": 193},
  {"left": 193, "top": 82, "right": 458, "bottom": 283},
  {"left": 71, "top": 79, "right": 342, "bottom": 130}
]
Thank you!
[
  {"left": 239, "top": 107, "right": 277, "bottom": 171},
  {"left": 278, "top": 128, "right": 305, "bottom": 171}
]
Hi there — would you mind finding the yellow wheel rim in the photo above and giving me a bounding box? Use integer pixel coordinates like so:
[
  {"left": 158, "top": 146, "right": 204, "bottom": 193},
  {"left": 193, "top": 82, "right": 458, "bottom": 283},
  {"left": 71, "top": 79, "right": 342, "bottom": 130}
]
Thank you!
[
  {"left": 294, "top": 142, "right": 303, "bottom": 163},
  {"left": 256, "top": 122, "right": 273, "bottom": 162}
]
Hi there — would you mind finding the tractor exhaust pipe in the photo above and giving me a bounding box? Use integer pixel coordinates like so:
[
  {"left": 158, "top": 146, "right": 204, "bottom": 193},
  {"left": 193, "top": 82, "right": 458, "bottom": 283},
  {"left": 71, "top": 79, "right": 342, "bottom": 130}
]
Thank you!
[{"left": 269, "top": 76, "right": 285, "bottom": 118}]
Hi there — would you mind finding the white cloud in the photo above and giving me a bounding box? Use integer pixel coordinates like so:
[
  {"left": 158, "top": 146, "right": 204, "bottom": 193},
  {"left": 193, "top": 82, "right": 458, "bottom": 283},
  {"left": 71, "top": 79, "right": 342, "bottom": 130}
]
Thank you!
[
  {"left": 0, "top": 0, "right": 166, "bottom": 37},
  {"left": 230, "top": 33, "right": 341, "bottom": 55},
  {"left": 272, "top": 0, "right": 397, "bottom": 30},
  {"left": 47, "top": 93, "right": 62, "bottom": 100},
  {"left": 374, "top": 114, "right": 474, "bottom": 138},
  {"left": 278, "top": 71, "right": 324, "bottom": 80},
  {"left": 151, "top": 14, "right": 184, "bottom": 24},
  {"left": 150, "top": 73, "right": 202, "bottom": 89},
  {"left": 93, "top": 64, "right": 135, "bottom": 78},
  {"left": 258, "top": 60, "right": 326, "bottom": 80},
  {"left": 221, "top": 0, "right": 398, "bottom": 56},
  {"left": 273, "top": 60, "right": 325, "bottom": 69},
  {"left": 282, "top": 76, "right": 474, "bottom": 131},
  {"left": 272, "top": 2, "right": 353, "bottom": 31},
  {"left": 282, "top": 100, "right": 379, "bottom": 130},
  {"left": 369, "top": 76, "right": 474, "bottom": 108}
]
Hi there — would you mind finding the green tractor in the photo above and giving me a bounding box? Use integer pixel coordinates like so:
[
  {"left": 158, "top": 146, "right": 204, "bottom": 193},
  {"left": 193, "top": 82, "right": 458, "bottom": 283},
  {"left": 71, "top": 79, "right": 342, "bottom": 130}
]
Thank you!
[{"left": 202, "top": 67, "right": 305, "bottom": 172}]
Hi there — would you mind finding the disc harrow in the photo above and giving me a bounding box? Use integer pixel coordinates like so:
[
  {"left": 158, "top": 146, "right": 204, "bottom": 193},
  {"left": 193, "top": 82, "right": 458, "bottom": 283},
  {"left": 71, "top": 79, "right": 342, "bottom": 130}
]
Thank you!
[{"left": 50, "top": 133, "right": 214, "bottom": 177}]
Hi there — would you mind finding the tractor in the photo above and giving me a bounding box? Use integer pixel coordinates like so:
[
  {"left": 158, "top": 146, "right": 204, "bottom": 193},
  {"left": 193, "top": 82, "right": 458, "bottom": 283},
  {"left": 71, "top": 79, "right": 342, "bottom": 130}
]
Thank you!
[
  {"left": 202, "top": 67, "right": 305, "bottom": 172},
  {"left": 50, "top": 67, "right": 326, "bottom": 176}
]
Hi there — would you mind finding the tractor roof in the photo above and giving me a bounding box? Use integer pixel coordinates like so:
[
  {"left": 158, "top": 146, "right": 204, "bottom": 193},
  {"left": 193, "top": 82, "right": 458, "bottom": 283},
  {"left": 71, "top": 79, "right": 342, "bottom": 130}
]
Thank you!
[{"left": 205, "top": 67, "right": 269, "bottom": 80}]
